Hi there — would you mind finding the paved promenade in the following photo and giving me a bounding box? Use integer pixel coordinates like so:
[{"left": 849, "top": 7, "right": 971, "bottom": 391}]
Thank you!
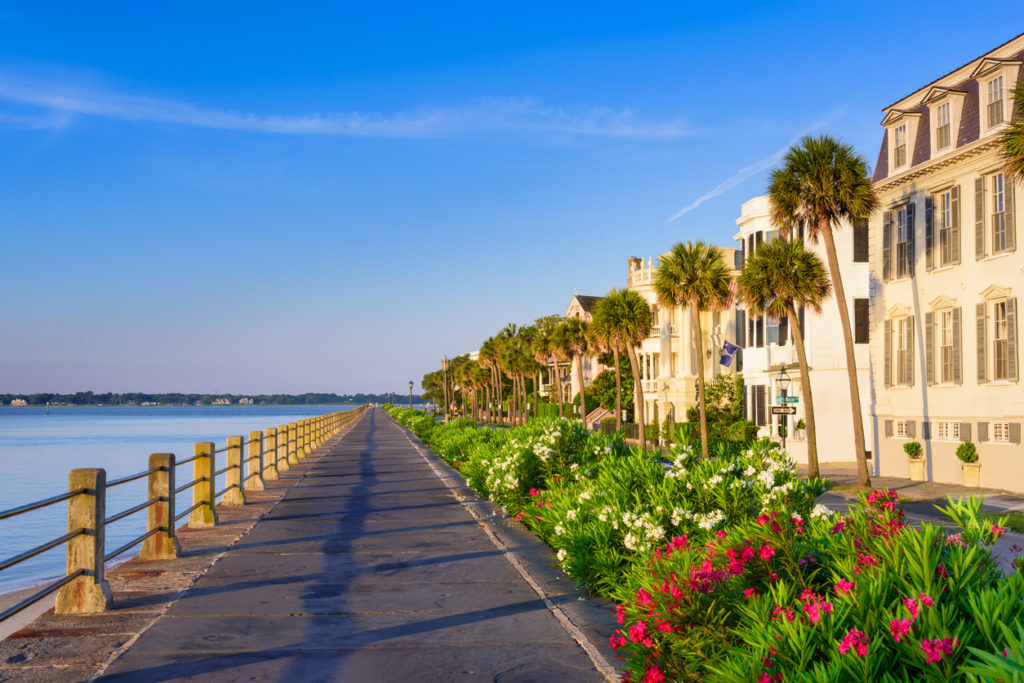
[{"left": 1, "top": 408, "right": 616, "bottom": 682}]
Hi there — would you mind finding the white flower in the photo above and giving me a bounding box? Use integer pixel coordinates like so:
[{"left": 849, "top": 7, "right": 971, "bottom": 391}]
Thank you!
[
  {"left": 566, "top": 509, "right": 578, "bottom": 521},
  {"left": 554, "top": 524, "right": 565, "bottom": 535},
  {"left": 624, "top": 532, "right": 640, "bottom": 550},
  {"left": 811, "top": 504, "right": 833, "bottom": 519},
  {"left": 556, "top": 549, "right": 568, "bottom": 562}
]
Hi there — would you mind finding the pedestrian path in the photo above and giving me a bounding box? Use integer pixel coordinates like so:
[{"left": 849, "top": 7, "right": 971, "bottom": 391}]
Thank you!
[{"left": 95, "top": 408, "right": 613, "bottom": 681}]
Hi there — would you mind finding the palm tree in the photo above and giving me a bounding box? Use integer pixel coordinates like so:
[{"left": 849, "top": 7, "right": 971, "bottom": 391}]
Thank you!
[
  {"left": 739, "top": 238, "right": 831, "bottom": 476},
  {"left": 769, "top": 135, "right": 877, "bottom": 487},
  {"left": 589, "top": 302, "right": 621, "bottom": 429},
  {"left": 479, "top": 337, "right": 500, "bottom": 423},
  {"left": 1000, "top": 78, "right": 1024, "bottom": 183},
  {"left": 593, "top": 289, "right": 652, "bottom": 451},
  {"left": 534, "top": 316, "right": 565, "bottom": 417},
  {"left": 654, "top": 241, "right": 732, "bottom": 459},
  {"left": 562, "top": 317, "right": 590, "bottom": 422}
]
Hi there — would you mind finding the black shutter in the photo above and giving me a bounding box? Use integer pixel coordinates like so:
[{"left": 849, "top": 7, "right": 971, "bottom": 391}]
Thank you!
[
  {"left": 976, "top": 177, "right": 986, "bottom": 259},
  {"left": 884, "top": 419, "right": 893, "bottom": 437},
  {"left": 883, "top": 210, "right": 892, "bottom": 280},
  {"left": 1011, "top": 423, "right": 1022, "bottom": 444},
  {"left": 853, "top": 219, "right": 868, "bottom": 262},
  {"left": 736, "top": 309, "right": 746, "bottom": 347},
  {"left": 799, "top": 306, "right": 805, "bottom": 337},
  {"left": 959, "top": 423, "right": 972, "bottom": 442},
  {"left": 884, "top": 320, "right": 892, "bottom": 387},
  {"left": 1008, "top": 298, "right": 1018, "bottom": 382},
  {"left": 907, "top": 316, "right": 915, "bottom": 386},
  {"left": 925, "top": 311, "right": 934, "bottom": 385},
  {"left": 1006, "top": 178, "right": 1016, "bottom": 253},
  {"left": 978, "top": 421, "right": 989, "bottom": 442},
  {"left": 925, "top": 194, "right": 934, "bottom": 270},
  {"left": 951, "top": 185, "right": 961, "bottom": 264},
  {"left": 906, "top": 201, "right": 916, "bottom": 277},
  {"left": 907, "top": 420, "right": 916, "bottom": 438},
  {"left": 854, "top": 299, "right": 869, "bottom": 343},
  {"left": 756, "top": 317, "right": 764, "bottom": 348}
]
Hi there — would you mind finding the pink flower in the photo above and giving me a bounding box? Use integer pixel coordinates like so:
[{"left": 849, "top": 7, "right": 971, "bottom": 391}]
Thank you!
[
  {"left": 656, "top": 621, "right": 672, "bottom": 633},
  {"left": 919, "top": 592, "right": 935, "bottom": 608},
  {"left": 514, "top": 511, "right": 524, "bottom": 521},
  {"left": 835, "top": 578, "right": 855, "bottom": 595},
  {"left": 642, "top": 666, "right": 666, "bottom": 683},
  {"left": 744, "top": 587, "right": 758, "bottom": 600},
  {"left": 529, "top": 488, "right": 540, "bottom": 496},
  {"left": 992, "top": 524, "right": 1007, "bottom": 538},
  {"left": 759, "top": 544, "right": 776, "bottom": 561},
  {"left": 838, "top": 629, "right": 869, "bottom": 657},
  {"left": 609, "top": 634, "right": 626, "bottom": 650},
  {"left": 903, "top": 597, "right": 920, "bottom": 622},
  {"left": 716, "top": 530, "right": 729, "bottom": 538},
  {"left": 921, "top": 637, "right": 958, "bottom": 663},
  {"left": 635, "top": 589, "right": 653, "bottom": 607},
  {"left": 616, "top": 604, "right": 626, "bottom": 624},
  {"left": 890, "top": 618, "right": 913, "bottom": 642},
  {"left": 628, "top": 621, "right": 648, "bottom": 643}
]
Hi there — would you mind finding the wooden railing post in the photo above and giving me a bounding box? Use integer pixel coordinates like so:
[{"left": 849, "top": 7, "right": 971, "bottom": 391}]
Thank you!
[
  {"left": 298, "top": 420, "right": 306, "bottom": 456},
  {"left": 288, "top": 422, "right": 299, "bottom": 465},
  {"left": 55, "top": 468, "right": 112, "bottom": 614},
  {"left": 246, "top": 430, "right": 265, "bottom": 491},
  {"left": 277, "top": 424, "right": 290, "bottom": 472},
  {"left": 264, "top": 427, "right": 279, "bottom": 480},
  {"left": 223, "top": 436, "right": 245, "bottom": 506},
  {"left": 190, "top": 442, "right": 217, "bottom": 527},
  {"left": 141, "top": 453, "right": 179, "bottom": 560}
]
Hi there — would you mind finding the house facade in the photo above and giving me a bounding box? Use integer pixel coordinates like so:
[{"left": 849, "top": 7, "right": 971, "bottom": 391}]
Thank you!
[
  {"left": 734, "top": 195, "right": 871, "bottom": 465},
  {"left": 869, "top": 34, "right": 1023, "bottom": 487},
  {"left": 564, "top": 294, "right": 604, "bottom": 406},
  {"left": 626, "top": 250, "right": 741, "bottom": 426}
]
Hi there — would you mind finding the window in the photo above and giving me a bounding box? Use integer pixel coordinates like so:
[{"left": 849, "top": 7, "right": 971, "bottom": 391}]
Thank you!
[
  {"left": 895, "top": 206, "right": 912, "bottom": 277},
  {"left": 935, "top": 101, "right": 951, "bottom": 149},
  {"left": 992, "top": 173, "right": 1007, "bottom": 253},
  {"left": 934, "top": 421, "right": 960, "bottom": 441},
  {"left": 987, "top": 75, "right": 1004, "bottom": 128},
  {"left": 894, "top": 124, "right": 907, "bottom": 167},
  {"left": 854, "top": 299, "right": 869, "bottom": 344},
  {"left": 993, "top": 422, "right": 1010, "bottom": 442},
  {"left": 895, "top": 419, "right": 910, "bottom": 438},
  {"left": 896, "top": 317, "right": 910, "bottom": 385},
  {"left": 938, "top": 190, "right": 953, "bottom": 265},
  {"left": 939, "top": 310, "right": 954, "bottom": 383},
  {"left": 853, "top": 219, "right": 868, "bottom": 262},
  {"left": 994, "top": 301, "right": 1009, "bottom": 380}
]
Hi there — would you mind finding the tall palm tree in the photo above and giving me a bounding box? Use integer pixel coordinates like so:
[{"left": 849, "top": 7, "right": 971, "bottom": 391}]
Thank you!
[
  {"left": 589, "top": 302, "right": 621, "bottom": 429},
  {"left": 534, "top": 316, "right": 565, "bottom": 417},
  {"left": 739, "top": 238, "right": 831, "bottom": 476},
  {"left": 769, "top": 135, "right": 877, "bottom": 487},
  {"left": 1000, "top": 78, "right": 1024, "bottom": 182},
  {"left": 654, "top": 241, "right": 732, "bottom": 459},
  {"left": 550, "top": 321, "right": 575, "bottom": 412},
  {"left": 562, "top": 317, "right": 590, "bottom": 421},
  {"left": 479, "top": 337, "right": 500, "bottom": 423},
  {"left": 593, "top": 289, "right": 652, "bottom": 451}
]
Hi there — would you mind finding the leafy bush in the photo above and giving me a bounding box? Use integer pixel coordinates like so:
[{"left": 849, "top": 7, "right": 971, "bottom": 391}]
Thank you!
[
  {"left": 904, "top": 440, "right": 923, "bottom": 459},
  {"left": 957, "top": 441, "right": 979, "bottom": 464}
]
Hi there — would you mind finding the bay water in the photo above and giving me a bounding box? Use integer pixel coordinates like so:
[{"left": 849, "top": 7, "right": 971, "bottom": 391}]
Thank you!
[{"left": 0, "top": 405, "right": 355, "bottom": 594}]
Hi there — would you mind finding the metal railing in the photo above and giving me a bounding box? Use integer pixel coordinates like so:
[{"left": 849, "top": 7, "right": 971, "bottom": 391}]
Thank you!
[{"left": 0, "top": 406, "right": 367, "bottom": 621}]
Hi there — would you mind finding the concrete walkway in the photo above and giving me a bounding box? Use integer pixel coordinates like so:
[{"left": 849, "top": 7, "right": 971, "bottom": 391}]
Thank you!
[{"left": 85, "top": 408, "right": 614, "bottom": 681}]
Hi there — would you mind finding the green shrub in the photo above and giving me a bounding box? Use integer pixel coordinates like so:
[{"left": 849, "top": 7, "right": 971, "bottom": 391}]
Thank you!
[
  {"left": 903, "top": 440, "right": 923, "bottom": 459},
  {"left": 957, "top": 441, "right": 979, "bottom": 464},
  {"left": 796, "top": 418, "right": 806, "bottom": 431}
]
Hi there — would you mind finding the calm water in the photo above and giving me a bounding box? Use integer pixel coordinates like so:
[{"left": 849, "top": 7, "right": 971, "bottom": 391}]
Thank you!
[{"left": 0, "top": 405, "right": 355, "bottom": 593}]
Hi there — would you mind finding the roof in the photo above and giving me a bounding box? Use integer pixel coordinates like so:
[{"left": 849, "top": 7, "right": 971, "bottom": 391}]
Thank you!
[{"left": 573, "top": 295, "right": 602, "bottom": 312}]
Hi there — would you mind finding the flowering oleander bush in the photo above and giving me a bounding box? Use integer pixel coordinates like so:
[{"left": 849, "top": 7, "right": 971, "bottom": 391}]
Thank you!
[{"left": 611, "top": 491, "right": 1022, "bottom": 682}]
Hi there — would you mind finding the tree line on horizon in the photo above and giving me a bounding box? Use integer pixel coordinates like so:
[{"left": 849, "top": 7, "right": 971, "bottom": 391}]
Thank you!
[{"left": 1, "top": 391, "right": 422, "bottom": 406}]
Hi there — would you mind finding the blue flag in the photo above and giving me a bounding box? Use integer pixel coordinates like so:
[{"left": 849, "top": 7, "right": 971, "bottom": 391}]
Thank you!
[{"left": 720, "top": 340, "right": 740, "bottom": 367}]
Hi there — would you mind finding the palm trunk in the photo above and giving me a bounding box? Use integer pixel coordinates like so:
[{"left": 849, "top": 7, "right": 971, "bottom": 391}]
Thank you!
[
  {"left": 613, "top": 347, "right": 622, "bottom": 430},
  {"left": 788, "top": 304, "right": 818, "bottom": 476},
  {"left": 497, "top": 369, "right": 505, "bottom": 425},
  {"left": 692, "top": 301, "right": 709, "bottom": 459},
  {"left": 534, "top": 371, "right": 540, "bottom": 419},
  {"left": 551, "top": 354, "right": 564, "bottom": 418},
  {"left": 521, "top": 376, "right": 528, "bottom": 425},
  {"left": 626, "top": 343, "right": 646, "bottom": 452},
  {"left": 576, "top": 353, "right": 587, "bottom": 425},
  {"left": 821, "top": 226, "right": 870, "bottom": 487}
]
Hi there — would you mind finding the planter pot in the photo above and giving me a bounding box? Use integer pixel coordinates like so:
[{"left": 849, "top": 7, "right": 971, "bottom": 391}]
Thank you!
[
  {"left": 908, "top": 458, "right": 926, "bottom": 481},
  {"left": 962, "top": 462, "right": 981, "bottom": 488}
]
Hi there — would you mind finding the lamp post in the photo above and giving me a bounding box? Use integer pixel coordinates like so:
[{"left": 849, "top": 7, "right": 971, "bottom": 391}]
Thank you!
[
  {"left": 409, "top": 380, "right": 413, "bottom": 411},
  {"left": 441, "top": 356, "right": 450, "bottom": 423},
  {"left": 776, "top": 366, "right": 791, "bottom": 450}
]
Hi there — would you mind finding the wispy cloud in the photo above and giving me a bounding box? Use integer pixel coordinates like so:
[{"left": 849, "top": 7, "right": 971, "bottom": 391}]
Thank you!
[
  {"left": 0, "top": 70, "right": 688, "bottom": 140},
  {"left": 666, "top": 109, "right": 845, "bottom": 223}
]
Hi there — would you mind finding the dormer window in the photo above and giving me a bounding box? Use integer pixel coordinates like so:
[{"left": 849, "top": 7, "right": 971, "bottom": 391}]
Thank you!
[
  {"left": 987, "top": 75, "right": 1005, "bottom": 128},
  {"left": 894, "top": 124, "right": 907, "bottom": 168},
  {"left": 935, "top": 102, "right": 951, "bottom": 150}
]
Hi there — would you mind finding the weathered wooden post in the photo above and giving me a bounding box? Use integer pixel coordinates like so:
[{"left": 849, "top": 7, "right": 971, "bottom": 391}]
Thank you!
[
  {"left": 190, "top": 442, "right": 217, "bottom": 527},
  {"left": 297, "top": 420, "right": 306, "bottom": 457},
  {"left": 288, "top": 422, "right": 299, "bottom": 465},
  {"left": 141, "top": 453, "right": 179, "bottom": 560},
  {"left": 223, "top": 436, "right": 245, "bottom": 506},
  {"left": 303, "top": 419, "right": 312, "bottom": 455},
  {"left": 277, "top": 424, "right": 290, "bottom": 472},
  {"left": 264, "top": 427, "right": 279, "bottom": 481},
  {"left": 246, "top": 430, "right": 265, "bottom": 491},
  {"left": 55, "top": 468, "right": 113, "bottom": 614}
]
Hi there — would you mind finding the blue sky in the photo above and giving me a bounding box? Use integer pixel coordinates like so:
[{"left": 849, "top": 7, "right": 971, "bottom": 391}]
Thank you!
[{"left": 1, "top": 2, "right": 1021, "bottom": 394}]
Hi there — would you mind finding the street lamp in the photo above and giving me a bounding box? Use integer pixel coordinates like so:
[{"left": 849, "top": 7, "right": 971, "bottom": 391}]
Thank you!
[
  {"left": 441, "top": 356, "right": 450, "bottom": 423},
  {"left": 409, "top": 380, "right": 414, "bottom": 411},
  {"left": 777, "top": 366, "right": 791, "bottom": 450}
]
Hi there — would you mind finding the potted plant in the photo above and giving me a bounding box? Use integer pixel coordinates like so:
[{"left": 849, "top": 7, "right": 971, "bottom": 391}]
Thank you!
[
  {"left": 957, "top": 441, "right": 980, "bottom": 487},
  {"left": 795, "top": 418, "right": 806, "bottom": 440},
  {"left": 903, "top": 440, "right": 924, "bottom": 481}
]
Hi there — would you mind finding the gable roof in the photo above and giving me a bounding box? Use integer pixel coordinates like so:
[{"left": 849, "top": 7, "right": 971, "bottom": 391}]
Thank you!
[{"left": 573, "top": 295, "right": 602, "bottom": 312}]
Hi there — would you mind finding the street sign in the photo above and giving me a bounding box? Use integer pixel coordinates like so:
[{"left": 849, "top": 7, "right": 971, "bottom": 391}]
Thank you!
[
  {"left": 771, "top": 406, "right": 797, "bottom": 415},
  {"left": 775, "top": 396, "right": 799, "bottom": 403}
]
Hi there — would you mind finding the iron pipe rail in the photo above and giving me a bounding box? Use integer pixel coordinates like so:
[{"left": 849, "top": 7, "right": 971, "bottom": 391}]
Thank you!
[
  {"left": 174, "top": 454, "right": 202, "bottom": 467},
  {"left": 214, "top": 484, "right": 236, "bottom": 499},
  {"left": 0, "top": 528, "right": 86, "bottom": 573},
  {"left": 174, "top": 500, "right": 204, "bottom": 522},
  {"left": 104, "top": 497, "right": 160, "bottom": 526},
  {"left": 0, "top": 488, "right": 87, "bottom": 521},
  {"left": 0, "top": 569, "right": 85, "bottom": 622},
  {"left": 174, "top": 477, "right": 205, "bottom": 495},
  {"left": 104, "top": 527, "right": 162, "bottom": 563},
  {"left": 107, "top": 467, "right": 163, "bottom": 488},
  {"left": 213, "top": 464, "right": 235, "bottom": 476}
]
